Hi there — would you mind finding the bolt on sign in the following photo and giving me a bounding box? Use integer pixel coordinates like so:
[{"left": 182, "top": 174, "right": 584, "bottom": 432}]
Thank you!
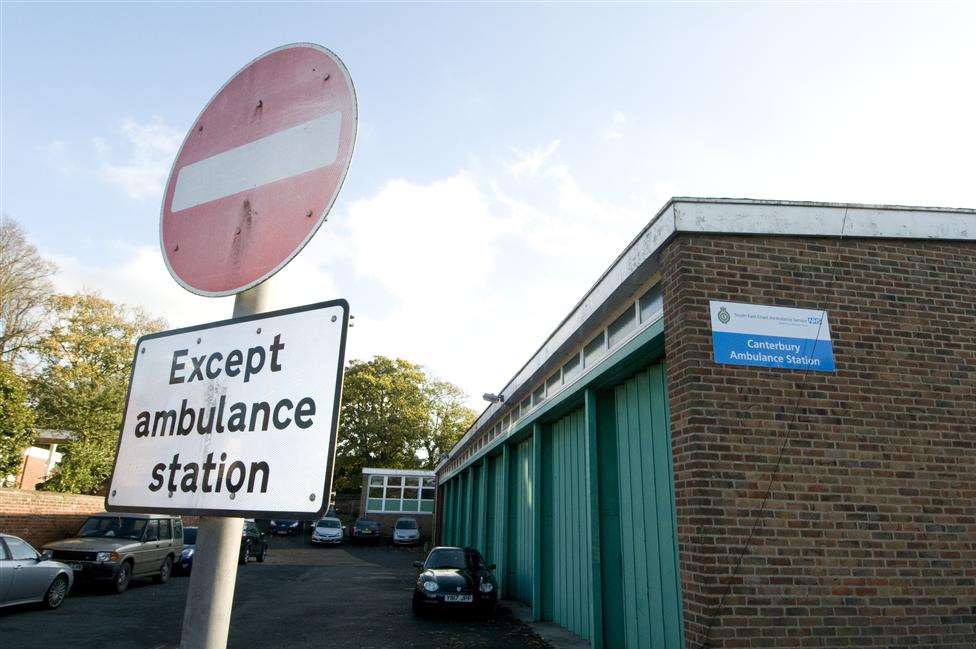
[
  {"left": 159, "top": 43, "right": 357, "bottom": 297},
  {"left": 106, "top": 301, "right": 348, "bottom": 517}
]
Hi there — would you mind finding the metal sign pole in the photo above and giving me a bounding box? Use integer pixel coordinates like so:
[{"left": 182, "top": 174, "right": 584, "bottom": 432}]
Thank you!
[{"left": 179, "top": 281, "right": 272, "bottom": 649}]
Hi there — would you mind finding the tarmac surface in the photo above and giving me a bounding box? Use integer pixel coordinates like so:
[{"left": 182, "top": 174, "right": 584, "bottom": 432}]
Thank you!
[{"left": 0, "top": 533, "right": 550, "bottom": 649}]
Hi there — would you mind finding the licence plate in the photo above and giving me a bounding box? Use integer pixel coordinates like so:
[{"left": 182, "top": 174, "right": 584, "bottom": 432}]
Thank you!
[
  {"left": 444, "top": 594, "right": 472, "bottom": 603},
  {"left": 69, "top": 563, "right": 84, "bottom": 571}
]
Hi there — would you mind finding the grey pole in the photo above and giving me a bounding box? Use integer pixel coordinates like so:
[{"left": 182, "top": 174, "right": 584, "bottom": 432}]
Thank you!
[{"left": 179, "top": 280, "right": 273, "bottom": 649}]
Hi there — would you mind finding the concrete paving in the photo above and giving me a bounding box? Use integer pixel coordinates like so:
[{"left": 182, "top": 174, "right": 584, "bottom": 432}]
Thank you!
[{"left": 0, "top": 534, "right": 550, "bottom": 649}]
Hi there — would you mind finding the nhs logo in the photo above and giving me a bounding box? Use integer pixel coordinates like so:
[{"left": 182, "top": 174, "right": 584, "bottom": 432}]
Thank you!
[{"left": 807, "top": 316, "right": 823, "bottom": 325}]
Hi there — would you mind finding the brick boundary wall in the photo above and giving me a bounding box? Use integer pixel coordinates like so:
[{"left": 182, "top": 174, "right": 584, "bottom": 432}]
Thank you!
[
  {"left": 0, "top": 488, "right": 108, "bottom": 548},
  {"left": 662, "top": 235, "right": 976, "bottom": 648}
]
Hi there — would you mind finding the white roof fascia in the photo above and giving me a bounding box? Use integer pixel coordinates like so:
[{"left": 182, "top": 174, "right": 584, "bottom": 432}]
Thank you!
[
  {"left": 436, "top": 198, "right": 975, "bottom": 475},
  {"left": 361, "top": 467, "right": 436, "bottom": 478}
]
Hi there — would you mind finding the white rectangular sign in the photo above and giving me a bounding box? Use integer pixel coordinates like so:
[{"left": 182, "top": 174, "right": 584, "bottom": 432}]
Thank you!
[{"left": 106, "top": 300, "right": 348, "bottom": 518}]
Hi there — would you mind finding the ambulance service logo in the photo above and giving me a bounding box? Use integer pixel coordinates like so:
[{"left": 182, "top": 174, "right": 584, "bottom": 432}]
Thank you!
[{"left": 717, "top": 307, "right": 731, "bottom": 324}]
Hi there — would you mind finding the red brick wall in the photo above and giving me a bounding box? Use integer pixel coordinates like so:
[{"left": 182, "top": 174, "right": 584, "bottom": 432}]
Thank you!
[
  {"left": 661, "top": 235, "right": 976, "bottom": 648},
  {"left": 0, "top": 488, "right": 107, "bottom": 548},
  {"left": 16, "top": 454, "right": 49, "bottom": 490}
]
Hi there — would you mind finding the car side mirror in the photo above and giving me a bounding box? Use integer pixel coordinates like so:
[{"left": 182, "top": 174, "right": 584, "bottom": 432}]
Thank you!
[
  {"left": 413, "top": 561, "right": 423, "bottom": 569},
  {"left": 41, "top": 550, "right": 54, "bottom": 561}
]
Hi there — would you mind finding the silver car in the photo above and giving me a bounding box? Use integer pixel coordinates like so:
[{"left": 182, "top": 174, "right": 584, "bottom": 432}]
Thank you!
[
  {"left": 310, "top": 517, "right": 343, "bottom": 545},
  {"left": 392, "top": 517, "right": 421, "bottom": 546},
  {"left": 0, "top": 534, "right": 74, "bottom": 610}
]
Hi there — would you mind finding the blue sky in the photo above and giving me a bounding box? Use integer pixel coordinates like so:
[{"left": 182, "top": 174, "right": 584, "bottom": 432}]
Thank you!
[{"left": 3, "top": 2, "right": 974, "bottom": 407}]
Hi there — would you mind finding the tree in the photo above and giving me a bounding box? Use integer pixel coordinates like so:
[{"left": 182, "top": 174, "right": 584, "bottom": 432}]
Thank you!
[
  {"left": 33, "top": 293, "right": 164, "bottom": 494},
  {"left": 0, "top": 361, "right": 36, "bottom": 482},
  {"left": 0, "top": 214, "right": 56, "bottom": 364},
  {"left": 418, "top": 379, "right": 477, "bottom": 469},
  {"left": 333, "top": 356, "right": 475, "bottom": 492}
]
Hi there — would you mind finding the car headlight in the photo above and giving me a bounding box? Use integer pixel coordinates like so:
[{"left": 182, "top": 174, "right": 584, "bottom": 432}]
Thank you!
[
  {"left": 181, "top": 548, "right": 194, "bottom": 558},
  {"left": 422, "top": 580, "right": 439, "bottom": 592},
  {"left": 479, "top": 582, "right": 494, "bottom": 593},
  {"left": 96, "top": 551, "right": 121, "bottom": 563}
]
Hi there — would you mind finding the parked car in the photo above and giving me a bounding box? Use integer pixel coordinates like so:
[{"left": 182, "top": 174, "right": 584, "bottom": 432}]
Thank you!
[
  {"left": 177, "top": 526, "right": 197, "bottom": 573},
  {"left": 42, "top": 513, "right": 182, "bottom": 594},
  {"left": 0, "top": 534, "right": 74, "bottom": 610},
  {"left": 412, "top": 546, "right": 497, "bottom": 616},
  {"left": 176, "top": 520, "right": 267, "bottom": 572},
  {"left": 350, "top": 518, "right": 381, "bottom": 543},
  {"left": 310, "top": 517, "right": 343, "bottom": 545},
  {"left": 391, "top": 517, "right": 421, "bottom": 546},
  {"left": 269, "top": 519, "right": 301, "bottom": 536},
  {"left": 239, "top": 520, "right": 269, "bottom": 564}
]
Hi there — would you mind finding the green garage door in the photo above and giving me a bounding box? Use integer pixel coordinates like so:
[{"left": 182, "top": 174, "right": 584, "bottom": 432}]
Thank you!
[
  {"left": 484, "top": 454, "right": 504, "bottom": 566},
  {"left": 507, "top": 437, "right": 534, "bottom": 604},
  {"left": 541, "top": 407, "right": 592, "bottom": 641},
  {"left": 606, "top": 362, "right": 683, "bottom": 649}
]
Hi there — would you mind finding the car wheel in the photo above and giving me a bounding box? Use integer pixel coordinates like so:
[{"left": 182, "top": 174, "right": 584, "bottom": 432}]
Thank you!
[
  {"left": 43, "top": 574, "right": 69, "bottom": 609},
  {"left": 113, "top": 562, "right": 132, "bottom": 594},
  {"left": 154, "top": 556, "right": 173, "bottom": 584},
  {"left": 256, "top": 544, "right": 267, "bottom": 563},
  {"left": 239, "top": 544, "right": 250, "bottom": 566}
]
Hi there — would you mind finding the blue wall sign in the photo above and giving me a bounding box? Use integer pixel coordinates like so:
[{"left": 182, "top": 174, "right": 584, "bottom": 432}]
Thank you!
[{"left": 710, "top": 301, "right": 835, "bottom": 372}]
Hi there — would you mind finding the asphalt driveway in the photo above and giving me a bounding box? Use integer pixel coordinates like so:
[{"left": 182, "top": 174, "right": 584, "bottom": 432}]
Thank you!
[{"left": 0, "top": 534, "right": 549, "bottom": 649}]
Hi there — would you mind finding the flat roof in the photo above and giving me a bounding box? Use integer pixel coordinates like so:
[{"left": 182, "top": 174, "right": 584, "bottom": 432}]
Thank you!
[
  {"left": 362, "top": 467, "right": 436, "bottom": 477},
  {"left": 436, "top": 197, "right": 976, "bottom": 474}
]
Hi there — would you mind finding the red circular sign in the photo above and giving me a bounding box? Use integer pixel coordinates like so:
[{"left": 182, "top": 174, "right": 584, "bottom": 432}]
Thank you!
[{"left": 160, "top": 43, "right": 357, "bottom": 296}]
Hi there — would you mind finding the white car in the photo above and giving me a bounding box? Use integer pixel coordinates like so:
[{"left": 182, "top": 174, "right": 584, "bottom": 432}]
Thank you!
[
  {"left": 310, "top": 518, "right": 343, "bottom": 545},
  {"left": 392, "top": 518, "right": 421, "bottom": 546}
]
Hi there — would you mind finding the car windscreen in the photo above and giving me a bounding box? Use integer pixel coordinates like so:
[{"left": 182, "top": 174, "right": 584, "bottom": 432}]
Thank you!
[
  {"left": 425, "top": 548, "right": 481, "bottom": 570},
  {"left": 356, "top": 520, "right": 378, "bottom": 529},
  {"left": 183, "top": 528, "right": 197, "bottom": 544},
  {"left": 316, "top": 519, "right": 340, "bottom": 529},
  {"left": 79, "top": 516, "right": 148, "bottom": 540},
  {"left": 395, "top": 520, "right": 417, "bottom": 530}
]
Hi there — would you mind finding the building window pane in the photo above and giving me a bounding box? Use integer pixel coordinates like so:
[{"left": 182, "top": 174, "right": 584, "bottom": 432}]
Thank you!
[
  {"left": 520, "top": 398, "right": 531, "bottom": 416},
  {"left": 387, "top": 487, "right": 403, "bottom": 499},
  {"left": 402, "top": 500, "right": 419, "bottom": 512},
  {"left": 583, "top": 331, "right": 606, "bottom": 367},
  {"left": 532, "top": 385, "right": 545, "bottom": 406},
  {"left": 387, "top": 476, "right": 402, "bottom": 487},
  {"left": 546, "top": 370, "right": 561, "bottom": 394},
  {"left": 562, "top": 354, "right": 581, "bottom": 383},
  {"left": 639, "top": 284, "right": 663, "bottom": 323},
  {"left": 369, "top": 486, "right": 383, "bottom": 498},
  {"left": 404, "top": 477, "right": 419, "bottom": 487},
  {"left": 422, "top": 478, "right": 435, "bottom": 488},
  {"left": 367, "top": 498, "right": 383, "bottom": 511},
  {"left": 369, "top": 475, "right": 383, "bottom": 486},
  {"left": 420, "top": 500, "right": 434, "bottom": 513},
  {"left": 404, "top": 487, "right": 418, "bottom": 500},
  {"left": 608, "top": 305, "right": 637, "bottom": 348}
]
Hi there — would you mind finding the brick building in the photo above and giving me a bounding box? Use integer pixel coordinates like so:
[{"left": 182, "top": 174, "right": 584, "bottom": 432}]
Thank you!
[
  {"left": 359, "top": 468, "right": 436, "bottom": 539},
  {"left": 434, "top": 198, "right": 975, "bottom": 648}
]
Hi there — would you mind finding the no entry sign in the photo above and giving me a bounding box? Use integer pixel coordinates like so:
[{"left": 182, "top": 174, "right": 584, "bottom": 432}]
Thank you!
[
  {"left": 105, "top": 300, "right": 348, "bottom": 517},
  {"left": 160, "top": 43, "right": 357, "bottom": 296}
]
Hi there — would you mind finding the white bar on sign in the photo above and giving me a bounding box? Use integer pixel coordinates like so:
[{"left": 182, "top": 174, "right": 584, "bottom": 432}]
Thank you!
[{"left": 171, "top": 112, "right": 341, "bottom": 212}]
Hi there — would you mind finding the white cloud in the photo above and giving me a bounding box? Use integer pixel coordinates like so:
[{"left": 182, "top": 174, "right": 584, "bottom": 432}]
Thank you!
[
  {"left": 507, "top": 140, "right": 561, "bottom": 178},
  {"left": 50, "top": 140, "right": 643, "bottom": 410},
  {"left": 95, "top": 117, "right": 182, "bottom": 201}
]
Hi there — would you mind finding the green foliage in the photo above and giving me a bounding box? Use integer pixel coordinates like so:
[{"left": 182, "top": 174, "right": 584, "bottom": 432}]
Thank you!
[
  {"left": 33, "top": 294, "right": 164, "bottom": 494},
  {"left": 334, "top": 356, "right": 476, "bottom": 492},
  {"left": 0, "top": 361, "right": 35, "bottom": 479}
]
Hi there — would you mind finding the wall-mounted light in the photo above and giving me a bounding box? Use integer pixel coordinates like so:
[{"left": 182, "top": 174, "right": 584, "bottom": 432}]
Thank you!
[{"left": 482, "top": 393, "right": 505, "bottom": 404}]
